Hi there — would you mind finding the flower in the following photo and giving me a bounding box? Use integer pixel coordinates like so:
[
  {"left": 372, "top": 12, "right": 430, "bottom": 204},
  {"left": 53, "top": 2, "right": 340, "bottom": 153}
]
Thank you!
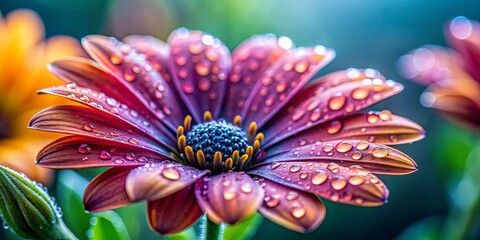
[
  {"left": 30, "top": 29, "right": 424, "bottom": 234},
  {"left": 400, "top": 16, "right": 480, "bottom": 128},
  {"left": 0, "top": 9, "right": 81, "bottom": 184}
]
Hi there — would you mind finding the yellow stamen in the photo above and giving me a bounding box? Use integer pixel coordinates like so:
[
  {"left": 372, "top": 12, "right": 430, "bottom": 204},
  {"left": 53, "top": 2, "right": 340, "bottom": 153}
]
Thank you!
[
  {"left": 255, "top": 133, "right": 264, "bottom": 144},
  {"left": 225, "top": 158, "right": 233, "bottom": 170},
  {"left": 213, "top": 152, "right": 222, "bottom": 170},
  {"left": 177, "top": 126, "right": 184, "bottom": 139},
  {"left": 231, "top": 150, "right": 239, "bottom": 166},
  {"left": 233, "top": 115, "right": 242, "bottom": 126},
  {"left": 196, "top": 150, "right": 206, "bottom": 168},
  {"left": 184, "top": 115, "right": 192, "bottom": 132},
  {"left": 203, "top": 111, "right": 213, "bottom": 122},
  {"left": 185, "top": 146, "right": 195, "bottom": 165},
  {"left": 246, "top": 146, "right": 253, "bottom": 158},
  {"left": 238, "top": 154, "right": 249, "bottom": 168},
  {"left": 248, "top": 121, "right": 257, "bottom": 142},
  {"left": 253, "top": 140, "right": 260, "bottom": 153},
  {"left": 178, "top": 135, "right": 186, "bottom": 152}
]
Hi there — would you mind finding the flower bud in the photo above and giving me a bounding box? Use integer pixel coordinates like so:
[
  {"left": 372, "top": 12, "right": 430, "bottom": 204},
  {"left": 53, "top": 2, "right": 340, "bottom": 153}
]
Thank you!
[{"left": 0, "top": 165, "right": 76, "bottom": 239}]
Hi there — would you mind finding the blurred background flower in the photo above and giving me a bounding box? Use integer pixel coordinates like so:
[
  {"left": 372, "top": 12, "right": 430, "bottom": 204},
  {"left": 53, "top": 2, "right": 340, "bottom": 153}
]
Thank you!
[
  {"left": 1, "top": 0, "right": 480, "bottom": 239},
  {"left": 0, "top": 9, "right": 81, "bottom": 185}
]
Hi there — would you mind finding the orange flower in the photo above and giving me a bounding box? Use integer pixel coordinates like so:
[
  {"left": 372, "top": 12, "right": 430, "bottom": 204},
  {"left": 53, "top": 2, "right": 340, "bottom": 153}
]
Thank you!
[
  {"left": 31, "top": 29, "right": 423, "bottom": 233},
  {"left": 400, "top": 16, "right": 480, "bottom": 128},
  {"left": 0, "top": 9, "right": 81, "bottom": 184}
]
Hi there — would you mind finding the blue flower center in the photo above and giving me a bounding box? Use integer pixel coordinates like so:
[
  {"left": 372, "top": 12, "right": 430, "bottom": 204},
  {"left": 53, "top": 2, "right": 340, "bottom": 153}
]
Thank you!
[{"left": 186, "top": 120, "right": 249, "bottom": 164}]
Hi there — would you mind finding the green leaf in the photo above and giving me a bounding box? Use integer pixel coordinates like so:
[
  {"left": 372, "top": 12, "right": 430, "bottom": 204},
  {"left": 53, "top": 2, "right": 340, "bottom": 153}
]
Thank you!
[
  {"left": 223, "top": 213, "right": 263, "bottom": 240},
  {"left": 86, "top": 211, "right": 130, "bottom": 240},
  {"left": 394, "top": 216, "right": 442, "bottom": 240},
  {"left": 164, "top": 227, "right": 197, "bottom": 240},
  {"left": 0, "top": 165, "right": 77, "bottom": 239},
  {"left": 57, "top": 170, "right": 93, "bottom": 240}
]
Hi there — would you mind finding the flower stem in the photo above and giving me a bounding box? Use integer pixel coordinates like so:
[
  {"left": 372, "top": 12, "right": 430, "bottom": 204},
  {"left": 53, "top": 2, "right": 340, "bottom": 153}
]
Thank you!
[{"left": 205, "top": 217, "right": 222, "bottom": 240}]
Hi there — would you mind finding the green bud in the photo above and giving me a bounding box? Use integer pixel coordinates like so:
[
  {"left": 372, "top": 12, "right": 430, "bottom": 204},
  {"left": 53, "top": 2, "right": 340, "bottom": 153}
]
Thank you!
[{"left": 0, "top": 165, "right": 77, "bottom": 239}]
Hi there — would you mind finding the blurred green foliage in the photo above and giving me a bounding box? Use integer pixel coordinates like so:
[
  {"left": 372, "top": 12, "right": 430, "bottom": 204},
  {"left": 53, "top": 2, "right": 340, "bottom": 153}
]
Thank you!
[{"left": 1, "top": 0, "right": 480, "bottom": 239}]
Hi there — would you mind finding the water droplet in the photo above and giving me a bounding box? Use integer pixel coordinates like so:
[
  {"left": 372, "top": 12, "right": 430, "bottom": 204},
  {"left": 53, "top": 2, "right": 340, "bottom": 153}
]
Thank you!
[
  {"left": 370, "top": 177, "right": 380, "bottom": 184},
  {"left": 195, "top": 61, "right": 211, "bottom": 76},
  {"left": 125, "top": 152, "right": 136, "bottom": 161},
  {"left": 294, "top": 61, "right": 308, "bottom": 73},
  {"left": 286, "top": 191, "right": 299, "bottom": 200},
  {"left": 99, "top": 151, "right": 111, "bottom": 160},
  {"left": 389, "top": 135, "right": 398, "bottom": 143},
  {"left": 161, "top": 167, "right": 180, "bottom": 180},
  {"left": 351, "top": 151, "right": 363, "bottom": 160},
  {"left": 182, "top": 81, "right": 195, "bottom": 94},
  {"left": 327, "top": 163, "right": 340, "bottom": 173},
  {"left": 188, "top": 42, "right": 204, "bottom": 54},
  {"left": 372, "top": 146, "right": 389, "bottom": 158},
  {"left": 79, "top": 95, "right": 90, "bottom": 102},
  {"left": 352, "top": 88, "right": 370, "bottom": 100},
  {"left": 223, "top": 180, "right": 231, "bottom": 187},
  {"left": 291, "top": 205, "right": 306, "bottom": 218},
  {"left": 241, "top": 183, "right": 253, "bottom": 193},
  {"left": 327, "top": 120, "right": 342, "bottom": 134},
  {"left": 367, "top": 113, "right": 379, "bottom": 124},
  {"left": 289, "top": 164, "right": 301, "bottom": 173},
  {"left": 198, "top": 78, "right": 211, "bottom": 91},
  {"left": 311, "top": 170, "right": 328, "bottom": 185},
  {"left": 114, "top": 159, "right": 124, "bottom": 164},
  {"left": 348, "top": 175, "right": 365, "bottom": 186},
  {"left": 265, "top": 194, "right": 281, "bottom": 207},
  {"left": 66, "top": 82, "right": 77, "bottom": 89},
  {"left": 330, "top": 193, "right": 340, "bottom": 201},
  {"left": 110, "top": 53, "right": 123, "bottom": 65},
  {"left": 299, "top": 172, "right": 308, "bottom": 179},
  {"left": 379, "top": 110, "right": 392, "bottom": 121},
  {"left": 355, "top": 198, "right": 365, "bottom": 205},
  {"left": 309, "top": 109, "right": 321, "bottom": 121},
  {"left": 331, "top": 177, "right": 347, "bottom": 190},
  {"left": 336, "top": 141, "right": 353, "bottom": 153},
  {"left": 270, "top": 162, "right": 282, "bottom": 169},
  {"left": 78, "top": 144, "right": 92, "bottom": 154},
  {"left": 128, "top": 138, "right": 139, "bottom": 145},
  {"left": 322, "top": 143, "right": 334, "bottom": 153},
  {"left": 328, "top": 94, "right": 346, "bottom": 110},
  {"left": 223, "top": 189, "right": 237, "bottom": 200},
  {"left": 291, "top": 108, "right": 305, "bottom": 121},
  {"left": 83, "top": 123, "right": 94, "bottom": 132},
  {"left": 356, "top": 141, "right": 369, "bottom": 150},
  {"left": 275, "top": 83, "right": 287, "bottom": 93},
  {"left": 106, "top": 98, "right": 117, "bottom": 106},
  {"left": 137, "top": 156, "right": 148, "bottom": 162},
  {"left": 124, "top": 70, "right": 136, "bottom": 82}
]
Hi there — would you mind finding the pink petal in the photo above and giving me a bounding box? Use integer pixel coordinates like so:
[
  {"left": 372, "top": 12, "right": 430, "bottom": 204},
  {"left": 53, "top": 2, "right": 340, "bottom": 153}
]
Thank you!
[
  {"left": 38, "top": 86, "right": 175, "bottom": 147},
  {"left": 222, "top": 34, "right": 289, "bottom": 120},
  {"left": 123, "top": 35, "right": 175, "bottom": 90},
  {"left": 256, "top": 178, "right": 325, "bottom": 233},
  {"left": 446, "top": 17, "right": 480, "bottom": 82},
  {"left": 262, "top": 76, "right": 403, "bottom": 146},
  {"left": 194, "top": 172, "right": 264, "bottom": 224},
  {"left": 250, "top": 162, "right": 389, "bottom": 207},
  {"left": 37, "top": 136, "right": 168, "bottom": 168},
  {"left": 260, "top": 140, "right": 417, "bottom": 175},
  {"left": 264, "top": 111, "right": 425, "bottom": 152},
  {"left": 125, "top": 162, "right": 209, "bottom": 201},
  {"left": 49, "top": 58, "right": 174, "bottom": 132},
  {"left": 29, "top": 105, "right": 172, "bottom": 156},
  {"left": 147, "top": 185, "right": 203, "bottom": 235},
  {"left": 168, "top": 29, "right": 231, "bottom": 122},
  {"left": 241, "top": 46, "right": 335, "bottom": 128},
  {"left": 84, "top": 167, "right": 135, "bottom": 212},
  {"left": 82, "top": 35, "right": 185, "bottom": 130}
]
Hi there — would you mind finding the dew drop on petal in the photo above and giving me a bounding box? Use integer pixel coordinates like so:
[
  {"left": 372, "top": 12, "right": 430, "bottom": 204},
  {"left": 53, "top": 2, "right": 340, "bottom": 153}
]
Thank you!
[
  {"left": 290, "top": 204, "right": 306, "bottom": 218},
  {"left": 336, "top": 141, "right": 353, "bottom": 153},
  {"left": 299, "top": 172, "right": 308, "bottom": 179},
  {"left": 352, "top": 88, "right": 370, "bottom": 100},
  {"left": 289, "top": 164, "right": 301, "bottom": 173},
  {"left": 125, "top": 152, "right": 136, "bottom": 161},
  {"left": 311, "top": 170, "right": 328, "bottom": 185},
  {"left": 294, "top": 61, "right": 308, "bottom": 73},
  {"left": 291, "top": 108, "right": 305, "bottom": 121},
  {"left": 161, "top": 167, "right": 180, "bottom": 180},
  {"left": 367, "top": 113, "right": 379, "bottom": 124},
  {"left": 182, "top": 81, "right": 195, "bottom": 94},
  {"left": 328, "top": 94, "right": 346, "bottom": 110},
  {"left": 240, "top": 183, "right": 253, "bottom": 193},
  {"left": 348, "top": 175, "right": 365, "bottom": 186},
  {"left": 195, "top": 61, "right": 211, "bottom": 76},
  {"left": 83, "top": 123, "right": 94, "bottom": 132},
  {"left": 331, "top": 177, "right": 347, "bottom": 190},
  {"left": 372, "top": 146, "right": 389, "bottom": 158},
  {"left": 78, "top": 144, "right": 92, "bottom": 154},
  {"left": 99, "top": 151, "right": 111, "bottom": 160},
  {"left": 198, "top": 78, "right": 211, "bottom": 91},
  {"left": 351, "top": 151, "right": 363, "bottom": 160},
  {"left": 322, "top": 143, "right": 334, "bottom": 153},
  {"left": 223, "top": 189, "right": 237, "bottom": 200},
  {"left": 124, "top": 71, "right": 136, "bottom": 82},
  {"left": 286, "top": 191, "right": 299, "bottom": 200},
  {"left": 389, "top": 135, "right": 398, "bottom": 143},
  {"left": 270, "top": 162, "right": 282, "bottom": 169},
  {"left": 379, "top": 110, "right": 392, "bottom": 121},
  {"left": 110, "top": 53, "right": 124, "bottom": 65},
  {"left": 327, "top": 120, "right": 342, "bottom": 134},
  {"left": 356, "top": 141, "right": 369, "bottom": 150},
  {"left": 128, "top": 138, "right": 139, "bottom": 145},
  {"left": 265, "top": 194, "right": 281, "bottom": 207},
  {"left": 370, "top": 177, "right": 380, "bottom": 184}
]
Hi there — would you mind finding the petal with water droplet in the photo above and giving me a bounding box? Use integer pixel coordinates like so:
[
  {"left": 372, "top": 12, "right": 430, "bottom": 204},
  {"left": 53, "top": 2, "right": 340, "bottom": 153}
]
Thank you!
[
  {"left": 222, "top": 34, "right": 289, "bottom": 120},
  {"left": 257, "top": 178, "right": 325, "bottom": 233},
  {"left": 250, "top": 162, "right": 389, "bottom": 207},
  {"left": 84, "top": 167, "right": 136, "bottom": 212},
  {"left": 81, "top": 35, "right": 185, "bottom": 130},
  {"left": 36, "top": 136, "right": 169, "bottom": 168},
  {"left": 194, "top": 172, "right": 264, "bottom": 224},
  {"left": 126, "top": 162, "right": 208, "bottom": 201},
  {"left": 261, "top": 140, "right": 417, "bottom": 175},
  {"left": 241, "top": 47, "right": 335, "bottom": 128},
  {"left": 147, "top": 185, "right": 203, "bottom": 235},
  {"left": 29, "top": 105, "right": 173, "bottom": 156},
  {"left": 263, "top": 75, "right": 403, "bottom": 146},
  {"left": 167, "top": 29, "right": 231, "bottom": 122}
]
